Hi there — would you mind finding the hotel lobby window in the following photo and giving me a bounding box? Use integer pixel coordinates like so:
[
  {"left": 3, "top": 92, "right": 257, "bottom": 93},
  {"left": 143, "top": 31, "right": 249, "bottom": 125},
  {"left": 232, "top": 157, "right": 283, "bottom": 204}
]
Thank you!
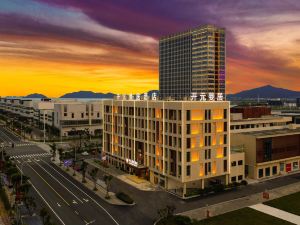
[{"left": 258, "top": 169, "right": 263, "bottom": 178}]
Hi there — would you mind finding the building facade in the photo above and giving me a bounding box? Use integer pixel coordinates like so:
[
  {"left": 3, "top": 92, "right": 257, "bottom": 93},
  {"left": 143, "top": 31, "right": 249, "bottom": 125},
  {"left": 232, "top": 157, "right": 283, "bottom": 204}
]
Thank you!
[
  {"left": 103, "top": 99, "right": 230, "bottom": 197},
  {"left": 231, "top": 126, "right": 300, "bottom": 180},
  {"left": 159, "top": 25, "right": 225, "bottom": 100}
]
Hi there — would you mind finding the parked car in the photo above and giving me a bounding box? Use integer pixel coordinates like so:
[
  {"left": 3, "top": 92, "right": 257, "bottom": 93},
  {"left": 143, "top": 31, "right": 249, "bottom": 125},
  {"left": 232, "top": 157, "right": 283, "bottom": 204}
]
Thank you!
[{"left": 81, "top": 151, "right": 89, "bottom": 156}]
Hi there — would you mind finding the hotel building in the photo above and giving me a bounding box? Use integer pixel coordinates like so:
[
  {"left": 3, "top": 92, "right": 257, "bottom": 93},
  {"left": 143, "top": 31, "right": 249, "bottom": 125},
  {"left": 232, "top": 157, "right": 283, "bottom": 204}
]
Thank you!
[
  {"left": 159, "top": 25, "right": 225, "bottom": 100},
  {"left": 103, "top": 99, "right": 233, "bottom": 197}
]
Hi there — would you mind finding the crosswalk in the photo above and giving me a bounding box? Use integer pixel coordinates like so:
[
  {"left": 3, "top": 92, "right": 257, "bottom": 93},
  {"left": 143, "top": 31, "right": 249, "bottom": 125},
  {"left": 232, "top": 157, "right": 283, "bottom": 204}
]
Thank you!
[
  {"left": 10, "top": 153, "right": 52, "bottom": 159},
  {"left": 15, "top": 143, "right": 36, "bottom": 147}
]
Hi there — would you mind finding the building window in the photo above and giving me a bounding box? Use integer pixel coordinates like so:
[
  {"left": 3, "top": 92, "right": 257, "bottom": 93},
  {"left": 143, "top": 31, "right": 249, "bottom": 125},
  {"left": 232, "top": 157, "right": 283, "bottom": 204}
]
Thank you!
[
  {"left": 81, "top": 113, "right": 84, "bottom": 118},
  {"left": 263, "top": 138, "right": 272, "bottom": 161},
  {"left": 71, "top": 113, "right": 74, "bottom": 118},
  {"left": 186, "top": 152, "right": 191, "bottom": 162},
  {"left": 238, "top": 175, "right": 243, "bottom": 181},
  {"left": 231, "top": 176, "right": 236, "bottom": 182},
  {"left": 223, "top": 147, "right": 227, "bottom": 157},
  {"left": 205, "top": 149, "right": 211, "bottom": 160},
  {"left": 265, "top": 167, "right": 270, "bottom": 177},
  {"left": 186, "top": 165, "right": 191, "bottom": 176},
  {"left": 231, "top": 161, "right": 236, "bottom": 167},
  {"left": 186, "top": 138, "right": 191, "bottom": 148},
  {"left": 186, "top": 124, "right": 191, "bottom": 135},
  {"left": 238, "top": 160, "right": 243, "bottom": 166},
  {"left": 223, "top": 160, "right": 227, "bottom": 172},
  {"left": 258, "top": 169, "right": 263, "bottom": 178},
  {"left": 272, "top": 166, "right": 277, "bottom": 175},
  {"left": 223, "top": 109, "right": 227, "bottom": 119},
  {"left": 205, "top": 110, "right": 211, "bottom": 120},
  {"left": 186, "top": 110, "right": 191, "bottom": 121}
]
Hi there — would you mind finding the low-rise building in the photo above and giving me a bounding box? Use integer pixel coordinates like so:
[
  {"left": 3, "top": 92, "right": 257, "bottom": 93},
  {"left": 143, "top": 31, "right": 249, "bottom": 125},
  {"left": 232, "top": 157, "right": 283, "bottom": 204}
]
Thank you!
[
  {"left": 0, "top": 97, "right": 104, "bottom": 138},
  {"left": 54, "top": 101, "right": 103, "bottom": 137},
  {"left": 231, "top": 125, "right": 300, "bottom": 180}
]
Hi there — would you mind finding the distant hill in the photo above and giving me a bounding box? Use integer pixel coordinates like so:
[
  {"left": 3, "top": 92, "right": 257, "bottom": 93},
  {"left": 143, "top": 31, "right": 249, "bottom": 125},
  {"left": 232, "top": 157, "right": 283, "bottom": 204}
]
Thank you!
[
  {"left": 228, "top": 85, "right": 300, "bottom": 99},
  {"left": 24, "top": 93, "right": 47, "bottom": 98},
  {"left": 60, "top": 91, "right": 115, "bottom": 99}
]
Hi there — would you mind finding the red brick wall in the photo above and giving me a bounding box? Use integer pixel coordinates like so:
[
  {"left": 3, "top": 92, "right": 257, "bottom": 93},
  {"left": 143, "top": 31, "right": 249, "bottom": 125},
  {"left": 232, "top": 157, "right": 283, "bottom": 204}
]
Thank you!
[
  {"left": 231, "top": 106, "right": 271, "bottom": 119},
  {"left": 256, "top": 134, "right": 300, "bottom": 163}
]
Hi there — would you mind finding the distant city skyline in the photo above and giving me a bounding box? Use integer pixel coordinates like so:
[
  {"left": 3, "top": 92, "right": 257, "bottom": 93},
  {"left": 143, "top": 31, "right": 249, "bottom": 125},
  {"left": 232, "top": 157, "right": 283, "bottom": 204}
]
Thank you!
[{"left": 0, "top": 0, "right": 299, "bottom": 97}]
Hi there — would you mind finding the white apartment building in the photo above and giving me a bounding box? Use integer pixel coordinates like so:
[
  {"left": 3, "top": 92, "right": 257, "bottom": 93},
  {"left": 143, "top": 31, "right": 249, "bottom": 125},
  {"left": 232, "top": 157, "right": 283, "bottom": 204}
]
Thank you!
[
  {"left": 54, "top": 101, "right": 103, "bottom": 137},
  {"left": 0, "top": 97, "right": 103, "bottom": 138}
]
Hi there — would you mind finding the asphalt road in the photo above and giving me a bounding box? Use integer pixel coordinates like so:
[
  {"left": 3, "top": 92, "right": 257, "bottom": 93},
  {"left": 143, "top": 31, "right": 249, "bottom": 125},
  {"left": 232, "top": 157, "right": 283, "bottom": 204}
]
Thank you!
[
  {"left": 0, "top": 125, "right": 22, "bottom": 145},
  {"left": 18, "top": 158, "right": 121, "bottom": 225},
  {"left": 2, "top": 125, "right": 300, "bottom": 225}
]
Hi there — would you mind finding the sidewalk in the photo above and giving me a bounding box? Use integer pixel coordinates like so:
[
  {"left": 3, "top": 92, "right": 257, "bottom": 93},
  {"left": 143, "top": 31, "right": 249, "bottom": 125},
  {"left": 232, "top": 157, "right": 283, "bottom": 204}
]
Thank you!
[
  {"left": 249, "top": 204, "right": 300, "bottom": 225},
  {"left": 179, "top": 181, "right": 300, "bottom": 221},
  {"left": 85, "top": 159, "right": 156, "bottom": 191},
  {"left": 59, "top": 165, "right": 130, "bottom": 206},
  {"left": 38, "top": 143, "right": 131, "bottom": 206}
]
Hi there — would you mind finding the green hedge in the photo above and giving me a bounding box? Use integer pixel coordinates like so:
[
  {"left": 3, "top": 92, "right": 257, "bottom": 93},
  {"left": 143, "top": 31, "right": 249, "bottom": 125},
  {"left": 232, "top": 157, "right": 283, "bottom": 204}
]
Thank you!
[
  {"left": 0, "top": 187, "right": 11, "bottom": 210},
  {"left": 116, "top": 192, "right": 134, "bottom": 204},
  {"left": 157, "top": 215, "right": 192, "bottom": 225}
]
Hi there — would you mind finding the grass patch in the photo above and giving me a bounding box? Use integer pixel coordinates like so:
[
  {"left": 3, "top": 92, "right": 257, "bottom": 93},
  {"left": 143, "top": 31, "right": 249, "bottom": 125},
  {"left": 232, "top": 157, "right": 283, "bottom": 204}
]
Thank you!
[
  {"left": 265, "top": 191, "right": 300, "bottom": 216},
  {"left": 194, "top": 208, "right": 293, "bottom": 225}
]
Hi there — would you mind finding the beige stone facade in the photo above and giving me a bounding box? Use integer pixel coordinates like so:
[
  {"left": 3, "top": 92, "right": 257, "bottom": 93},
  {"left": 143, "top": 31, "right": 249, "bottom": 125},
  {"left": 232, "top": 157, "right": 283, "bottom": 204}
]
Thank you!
[{"left": 103, "top": 100, "right": 230, "bottom": 196}]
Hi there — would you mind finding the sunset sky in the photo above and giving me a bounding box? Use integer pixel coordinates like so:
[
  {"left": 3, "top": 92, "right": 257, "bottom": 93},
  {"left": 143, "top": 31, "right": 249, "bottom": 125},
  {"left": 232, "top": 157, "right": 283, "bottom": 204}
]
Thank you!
[{"left": 0, "top": 0, "right": 299, "bottom": 97}]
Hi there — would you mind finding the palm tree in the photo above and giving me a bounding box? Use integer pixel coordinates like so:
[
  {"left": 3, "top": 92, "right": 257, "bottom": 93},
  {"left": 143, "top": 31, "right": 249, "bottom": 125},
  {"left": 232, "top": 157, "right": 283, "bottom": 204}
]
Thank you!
[
  {"left": 89, "top": 168, "right": 99, "bottom": 191},
  {"left": 103, "top": 174, "right": 113, "bottom": 199},
  {"left": 49, "top": 143, "right": 57, "bottom": 161},
  {"left": 81, "top": 161, "right": 88, "bottom": 183},
  {"left": 58, "top": 148, "right": 63, "bottom": 166}
]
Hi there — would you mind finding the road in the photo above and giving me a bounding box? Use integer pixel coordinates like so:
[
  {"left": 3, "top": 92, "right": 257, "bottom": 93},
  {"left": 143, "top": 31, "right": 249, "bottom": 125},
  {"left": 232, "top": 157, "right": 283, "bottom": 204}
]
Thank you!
[
  {"left": 0, "top": 125, "right": 22, "bottom": 146},
  {"left": 2, "top": 125, "right": 300, "bottom": 225}
]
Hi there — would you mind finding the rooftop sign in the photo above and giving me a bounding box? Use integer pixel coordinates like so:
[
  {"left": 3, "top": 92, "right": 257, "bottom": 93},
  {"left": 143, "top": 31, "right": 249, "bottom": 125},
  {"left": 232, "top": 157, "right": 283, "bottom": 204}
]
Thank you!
[{"left": 116, "top": 92, "right": 224, "bottom": 101}]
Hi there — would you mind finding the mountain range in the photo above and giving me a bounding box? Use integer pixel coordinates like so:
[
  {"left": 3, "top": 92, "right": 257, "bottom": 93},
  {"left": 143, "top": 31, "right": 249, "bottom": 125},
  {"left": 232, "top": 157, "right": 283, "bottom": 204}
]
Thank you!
[
  {"left": 23, "top": 85, "right": 300, "bottom": 99},
  {"left": 228, "top": 85, "right": 300, "bottom": 99}
]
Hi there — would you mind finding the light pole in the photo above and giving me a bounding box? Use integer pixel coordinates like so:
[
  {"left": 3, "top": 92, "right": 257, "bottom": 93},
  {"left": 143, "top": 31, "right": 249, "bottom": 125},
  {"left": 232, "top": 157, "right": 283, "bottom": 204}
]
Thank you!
[
  {"left": 43, "top": 110, "right": 46, "bottom": 143},
  {"left": 1, "top": 143, "right": 4, "bottom": 161}
]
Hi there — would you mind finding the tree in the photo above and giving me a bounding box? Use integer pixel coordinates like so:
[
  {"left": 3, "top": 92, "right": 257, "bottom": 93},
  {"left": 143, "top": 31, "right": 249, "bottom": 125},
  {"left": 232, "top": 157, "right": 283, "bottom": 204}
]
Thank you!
[
  {"left": 49, "top": 143, "right": 57, "bottom": 161},
  {"left": 58, "top": 148, "right": 63, "bottom": 166},
  {"left": 24, "top": 196, "right": 36, "bottom": 215},
  {"left": 157, "top": 205, "right": 176, "bottom": 220},
  {"left": 103, "top": 174, "right": 113, "bottom": 199},
  {"left": 81, "top": 161, "right": 88, "bottom": 183},
  {"left": 89, "top": 168, "right": 99, "bottom": 191},
  {"left": 40, "top": 208, "right": 49, "bottom": 225}
]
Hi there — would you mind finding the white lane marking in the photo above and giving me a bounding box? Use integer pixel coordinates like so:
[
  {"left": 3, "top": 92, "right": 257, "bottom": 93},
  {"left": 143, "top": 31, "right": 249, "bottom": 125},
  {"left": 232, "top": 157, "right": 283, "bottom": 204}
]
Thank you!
[
  {"left": 33, "top": 160, "right": 83, "bottom": 203},
  {"left": 29, "top": 181, "right": 66, "bottom": 225},
  {"left": 75, "top": 211, "right": 79, "bottom": 215},
  {"left": 57, "top": 203, "right": 61, "bottom": 207},
  {"left": 72, "top": 200, "right": 78, "bottom": 204},
  {"left": 26, "top": 162, "right": 70, "bottom": 206},
  {"left": 41, "top": 159, "right": 120, "bottom": 225},
  {"left": 17, "top": 160, "right": 20, "bottom": 163},
  {"left": 83, "top": 198, "right": 89, "bottom": 202},
  {"left": 86, "top": 219, "right": 96, "bottom": 225}
]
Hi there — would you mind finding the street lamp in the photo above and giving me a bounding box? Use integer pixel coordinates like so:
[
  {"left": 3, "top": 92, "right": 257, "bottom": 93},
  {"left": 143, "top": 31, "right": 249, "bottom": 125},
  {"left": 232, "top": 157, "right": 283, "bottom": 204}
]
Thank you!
[{"left": 1, "top": 143, "right": 4, "bottom": 161}]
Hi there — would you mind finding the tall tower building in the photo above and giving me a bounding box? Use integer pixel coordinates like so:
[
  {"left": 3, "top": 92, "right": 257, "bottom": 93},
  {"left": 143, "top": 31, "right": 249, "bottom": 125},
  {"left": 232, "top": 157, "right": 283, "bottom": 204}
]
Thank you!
[{"left": 159, "top": 25, "right": 225, "bottom": 100}]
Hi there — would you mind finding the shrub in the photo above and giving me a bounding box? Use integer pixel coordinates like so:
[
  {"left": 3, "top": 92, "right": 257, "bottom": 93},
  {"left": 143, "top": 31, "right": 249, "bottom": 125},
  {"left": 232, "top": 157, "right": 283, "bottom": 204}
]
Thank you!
[
  {"left": 116, "top": 192, "right": 134, "bottom": 204},
  {"left": 241, "top": 180, "right": 248, "bottom": 186},
  {"left": 212, "top": 184, "right": 225, "bottom": 193},
  {"left": 0, "top": 188, "right": 11, "bottom": 210},
  {"left": 157, "top": 215, "right": 192, "bottom": 225}
]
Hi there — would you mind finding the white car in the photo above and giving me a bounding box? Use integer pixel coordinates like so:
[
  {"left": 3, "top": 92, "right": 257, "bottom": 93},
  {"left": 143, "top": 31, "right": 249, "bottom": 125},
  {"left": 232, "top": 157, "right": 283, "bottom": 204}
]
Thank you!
[{"left": 81, "top": 151, "right": 89, "bottom": 156}]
